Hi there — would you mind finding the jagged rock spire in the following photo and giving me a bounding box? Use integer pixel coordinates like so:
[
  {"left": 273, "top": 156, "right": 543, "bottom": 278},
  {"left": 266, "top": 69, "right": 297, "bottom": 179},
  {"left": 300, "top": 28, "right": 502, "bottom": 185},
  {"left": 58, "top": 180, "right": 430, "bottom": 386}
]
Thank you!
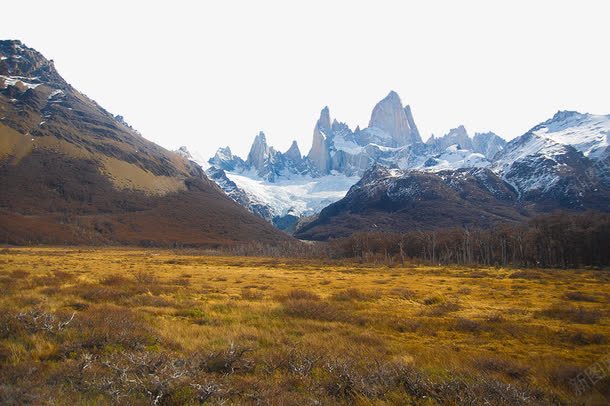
[
  {"left": 246, "top": 131, "right": 270, "bottom": 171},
  {"left": 308, "top": 107, "right": 332, "bottom": 174},
  {"left": 368, "top": 91, "right": 422, "bottom": 146},
  {"left": 285, "top": 140, "right": 302, "bottom": 161},
  {"left": 404, "top": 105, "right": 421, "bottom": 142},
  {"left": 317, "top": 106, "right": 331, "bottom": 132}
]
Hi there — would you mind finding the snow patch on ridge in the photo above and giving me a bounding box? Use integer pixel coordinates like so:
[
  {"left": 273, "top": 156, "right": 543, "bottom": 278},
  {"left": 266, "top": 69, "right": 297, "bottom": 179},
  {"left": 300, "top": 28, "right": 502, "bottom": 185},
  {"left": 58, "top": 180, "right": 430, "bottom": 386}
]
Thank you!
[
  {"left": 0, "top": 75, "right": 41, "bottom": 89},
  {"left": 533, "top": 112, "right": 610, "bottom": 159}
]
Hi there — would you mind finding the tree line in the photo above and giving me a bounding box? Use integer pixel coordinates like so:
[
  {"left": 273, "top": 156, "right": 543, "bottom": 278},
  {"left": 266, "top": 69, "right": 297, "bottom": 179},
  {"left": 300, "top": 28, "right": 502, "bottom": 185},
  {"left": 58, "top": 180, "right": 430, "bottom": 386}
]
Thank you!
[{"left": 327, "top": 212, "right": 610, "bottom": 267}]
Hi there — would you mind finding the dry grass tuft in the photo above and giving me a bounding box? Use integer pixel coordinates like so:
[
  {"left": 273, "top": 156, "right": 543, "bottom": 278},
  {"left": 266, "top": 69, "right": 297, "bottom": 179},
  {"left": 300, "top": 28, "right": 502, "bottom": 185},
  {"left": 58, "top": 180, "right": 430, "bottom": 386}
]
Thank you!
[
  {"left": 389, "top": 287, "right": 417, "bottom": 300},
  {"left": 283, "top": 298, "right": 345, "bottom": 322}
]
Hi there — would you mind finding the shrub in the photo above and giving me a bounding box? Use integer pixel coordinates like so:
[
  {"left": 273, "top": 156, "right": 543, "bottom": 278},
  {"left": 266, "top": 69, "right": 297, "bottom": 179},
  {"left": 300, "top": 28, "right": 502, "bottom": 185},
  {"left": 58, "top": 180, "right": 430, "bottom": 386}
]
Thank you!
[
  {"left": 390, "top": 318, "right": 421, "bottom": 333},
  {"left": 472, "top": 355, "right": 530, "bottom": 379},
  {"left": 0, "top": 310, "right": 24, "bottom": 339},
  {"left": 172, "top": 277, "right": 191, "bottom": 287},
  {"left": 9, "top": 270, "right": 29, "bottom": 279},
  {"left": 561, "top": 330, "right": 607, "bottom": 345},
  {"left": 564, "top": 291, "right": 598, "bottom": 302},
  {"left": 283, "top": 299, "right": 343, "bottom": 322},
  {"left": 390, "top": 287, "right": 417, "bottom": 300},
  {"left": 131, "top": 294, "right": 173, "bottom": 307},
  {"left": 16, "top": 307, "right": 76, "bottom": 334},
  {"left": 241, "top": 288, "right": 264, "bottom": 300},
  {"left": 548, "top": 364, "right": 583, "bottom": 388},
  {"left": 175, "top": 308, "right": 206, "bottom": 318},
  {"left": 74, "top": 304, "right": 155, "bottom": 351},
  {"left": 100, "top": 274, "right": 131, "bottom": 286},
  {"left": 74, "top": 284, "right": 133, "bottom": 303},
  {"left": 453, "top": 317, "right": 484, "bottom": 333},
  {"left": 485, "top": 313, "right": 504, "bottom": 323},
  {"left": 199, "top": 343, "right": 253, "bottom": 373},
  {"left": 284, "top": 289, "right": 320, "bottom": 301},
  {"left": 537, "top": 305, "right": 602, "bottom": 324},
  {"left": 420, "top": 301, "right": 460, "bottom": 317},
  {"left": 509, "top": 270, "right": 543, "bottom": 280},
  {"left": 422, "top": 295, "right": 442, "bottom": 305},
  {"left": 134, "top": 271, "right": 159, "bottom": 284}
]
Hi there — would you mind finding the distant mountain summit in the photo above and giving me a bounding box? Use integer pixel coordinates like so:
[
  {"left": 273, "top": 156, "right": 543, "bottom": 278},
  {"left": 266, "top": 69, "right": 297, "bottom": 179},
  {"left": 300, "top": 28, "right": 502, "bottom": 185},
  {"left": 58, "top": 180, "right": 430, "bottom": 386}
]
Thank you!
[
  {"left": 0, "top": 40, "right": 289, "bottom": 245},
  {"left": 200, "top": 90, "right": 609, "bottom": 237},
  {"left": 203, "top": 91, "right": 507, "bottom": 228},
  {"left": 295, "top": 111, "right": 610, "bottom": 239},
  {"left": 367, "top": 90, "right": 422, "bottom": 146}
]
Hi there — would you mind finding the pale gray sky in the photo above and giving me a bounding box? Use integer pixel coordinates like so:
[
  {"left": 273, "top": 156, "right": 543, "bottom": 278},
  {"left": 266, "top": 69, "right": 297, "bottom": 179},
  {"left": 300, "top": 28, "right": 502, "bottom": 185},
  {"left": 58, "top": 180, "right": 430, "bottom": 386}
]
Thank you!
[{"left": 2, "top": 0, "right": 608, "bottom": 158}]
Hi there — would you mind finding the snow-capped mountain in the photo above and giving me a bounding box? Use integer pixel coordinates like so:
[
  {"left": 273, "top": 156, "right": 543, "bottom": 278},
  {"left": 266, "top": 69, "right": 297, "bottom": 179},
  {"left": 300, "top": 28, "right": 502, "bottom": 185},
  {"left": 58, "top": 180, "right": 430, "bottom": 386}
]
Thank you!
[
  {"left": 197, "top": 88, "right": 608, "bottom": 235},
  {"left": 492, "top": 111, "right": 609, "bottom": 209},
  {"left": 202, "top": 91, "right": 505, "bottom": 229},
  {"left": 295, "top": 111, "right": 610, "bottom": 239}
]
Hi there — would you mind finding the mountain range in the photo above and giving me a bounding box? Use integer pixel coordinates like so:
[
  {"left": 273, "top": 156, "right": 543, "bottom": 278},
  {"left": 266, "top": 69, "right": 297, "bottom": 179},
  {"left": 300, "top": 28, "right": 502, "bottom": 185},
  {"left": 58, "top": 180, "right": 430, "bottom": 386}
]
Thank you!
[
  {"left": 1, "top": 39, "right": 608, "bottom": 245},
  {"left": 201, "top": 91, "right": 609, "bottom": 237},
  {"left": 0, "top": 40, "right": 289, "bottom": 246}
]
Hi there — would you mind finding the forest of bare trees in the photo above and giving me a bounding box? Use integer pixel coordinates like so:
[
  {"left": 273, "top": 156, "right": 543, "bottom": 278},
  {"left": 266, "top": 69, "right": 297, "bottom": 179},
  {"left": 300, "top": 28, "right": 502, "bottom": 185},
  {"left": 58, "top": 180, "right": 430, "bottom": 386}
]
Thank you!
[{"left": 328, "top": 212, "right": 610, "bottom": 268}]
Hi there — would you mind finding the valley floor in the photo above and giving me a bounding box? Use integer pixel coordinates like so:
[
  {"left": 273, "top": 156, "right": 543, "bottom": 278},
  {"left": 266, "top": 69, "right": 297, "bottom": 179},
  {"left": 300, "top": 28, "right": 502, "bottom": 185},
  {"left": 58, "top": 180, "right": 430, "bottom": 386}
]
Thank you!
[{"left": 0, "top": 247, "right": 609, "bottom": 405}]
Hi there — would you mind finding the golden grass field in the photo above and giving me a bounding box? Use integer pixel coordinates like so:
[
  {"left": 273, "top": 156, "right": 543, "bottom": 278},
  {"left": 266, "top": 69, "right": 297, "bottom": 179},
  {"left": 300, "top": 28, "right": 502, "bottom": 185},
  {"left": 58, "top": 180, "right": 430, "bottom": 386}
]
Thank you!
[{"left": 0, "top": 247, "right": 608, "bottom": 405}]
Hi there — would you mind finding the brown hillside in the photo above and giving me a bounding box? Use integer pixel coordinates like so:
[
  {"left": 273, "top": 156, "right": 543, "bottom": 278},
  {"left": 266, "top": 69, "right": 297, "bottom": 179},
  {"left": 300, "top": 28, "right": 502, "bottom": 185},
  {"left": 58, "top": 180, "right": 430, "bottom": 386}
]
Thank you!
[{"left": 0, "top": 40, "right": 289, "bottom": 246}]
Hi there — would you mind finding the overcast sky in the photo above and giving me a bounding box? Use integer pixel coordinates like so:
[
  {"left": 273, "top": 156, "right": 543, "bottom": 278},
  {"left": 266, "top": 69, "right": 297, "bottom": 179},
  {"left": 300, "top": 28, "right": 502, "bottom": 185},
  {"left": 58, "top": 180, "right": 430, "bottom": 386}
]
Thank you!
[{"left": 2, "top": 0, "right": 608, "bottom": 158}]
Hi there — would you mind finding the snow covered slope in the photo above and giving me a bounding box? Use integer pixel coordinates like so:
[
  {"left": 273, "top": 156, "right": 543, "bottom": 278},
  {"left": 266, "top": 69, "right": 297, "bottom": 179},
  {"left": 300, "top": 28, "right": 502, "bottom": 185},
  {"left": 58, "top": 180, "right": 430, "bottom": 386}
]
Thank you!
[
  {"left": 492, "top": 111, "right": 610, "bottom": 208},
  {"left": 532, "top": 111, "right": 609, "bottom": 159},
  {"left": 225, "top": 172, "right": 359, "bottom": 219}
]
